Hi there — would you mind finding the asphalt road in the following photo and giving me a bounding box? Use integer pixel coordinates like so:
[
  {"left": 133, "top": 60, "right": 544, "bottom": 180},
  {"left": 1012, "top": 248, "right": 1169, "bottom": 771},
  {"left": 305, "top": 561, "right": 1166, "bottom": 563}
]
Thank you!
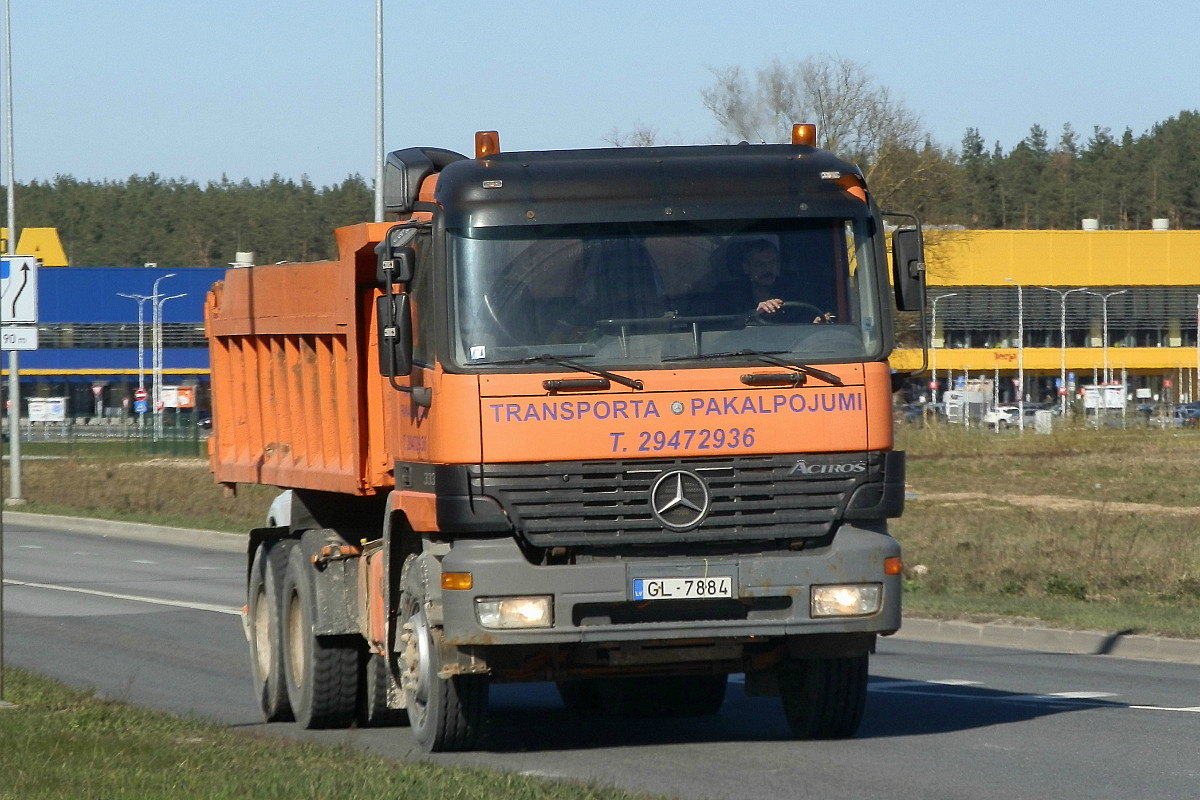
[{"left": 4, "top": 516, "right": 1199, "bottom": 800}]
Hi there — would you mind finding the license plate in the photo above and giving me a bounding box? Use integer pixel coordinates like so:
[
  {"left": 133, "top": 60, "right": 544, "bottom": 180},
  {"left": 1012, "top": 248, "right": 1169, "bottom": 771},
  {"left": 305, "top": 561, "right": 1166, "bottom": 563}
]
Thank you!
[{"left": 632, "top": 576, "right": 733, "bottom": 600}]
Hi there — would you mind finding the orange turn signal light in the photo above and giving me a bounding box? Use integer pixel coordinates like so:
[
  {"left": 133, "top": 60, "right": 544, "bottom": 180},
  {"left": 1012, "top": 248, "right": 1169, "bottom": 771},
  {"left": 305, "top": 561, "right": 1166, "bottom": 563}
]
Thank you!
[
  {"left": 475, "top": 130, "right": 500, "bottom": 158},
  {"left": 791, "top": 123, "right": 817, "bottom": 147},
  {"left": 442, "top": 572, "right": 474, "bottom": 591},
  {"left": 884, "top": 557, "right": 903, "bottom": 576}
]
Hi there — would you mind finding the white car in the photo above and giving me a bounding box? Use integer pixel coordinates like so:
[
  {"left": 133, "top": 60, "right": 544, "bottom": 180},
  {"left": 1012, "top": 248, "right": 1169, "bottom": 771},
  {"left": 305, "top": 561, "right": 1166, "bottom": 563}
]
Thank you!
[{"left": 981, "top": 405, "right": 1020, "bottom": 428}]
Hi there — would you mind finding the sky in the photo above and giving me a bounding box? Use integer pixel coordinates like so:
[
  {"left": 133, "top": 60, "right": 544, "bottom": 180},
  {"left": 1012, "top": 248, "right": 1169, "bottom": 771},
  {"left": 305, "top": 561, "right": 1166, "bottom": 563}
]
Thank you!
[{"left": 10, "top": 1, "right": 1200, "bottom": 188}]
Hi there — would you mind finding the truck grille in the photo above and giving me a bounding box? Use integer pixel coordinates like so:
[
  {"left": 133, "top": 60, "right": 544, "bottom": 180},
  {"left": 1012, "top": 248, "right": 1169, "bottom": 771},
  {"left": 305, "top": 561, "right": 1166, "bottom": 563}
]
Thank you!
[{"left": 472, "top": 454, "right": 879, "bottom": 547}]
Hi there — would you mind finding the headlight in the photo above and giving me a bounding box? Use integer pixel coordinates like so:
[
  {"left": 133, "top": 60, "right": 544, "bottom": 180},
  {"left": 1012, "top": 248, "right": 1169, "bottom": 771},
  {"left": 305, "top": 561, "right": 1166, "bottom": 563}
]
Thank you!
[
  {"left": 475, "top": 596, "right": 554, "bottom": 629},
  {"left": 810, "top": 584, "right": 882, "bottom": 617}
]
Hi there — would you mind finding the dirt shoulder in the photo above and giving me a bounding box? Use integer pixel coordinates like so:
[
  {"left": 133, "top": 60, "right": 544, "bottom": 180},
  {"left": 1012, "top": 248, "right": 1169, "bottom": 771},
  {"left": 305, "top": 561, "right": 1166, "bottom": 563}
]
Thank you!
[{"left": 911, "top": 491, "right": 1200, "bottom": 517}]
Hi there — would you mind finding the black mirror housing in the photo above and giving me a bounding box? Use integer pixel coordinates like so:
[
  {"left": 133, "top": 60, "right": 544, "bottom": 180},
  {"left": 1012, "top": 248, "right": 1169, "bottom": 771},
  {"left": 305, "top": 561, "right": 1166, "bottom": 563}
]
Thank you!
[
  {"left": 376, "top": 293, "right": 414, "bottom": 377},
  {"left": 891, "top": 228, "right": 925, "bottom": 312},
  {"left": 376, "top": 225, "right": 419, "bottom": 284}
]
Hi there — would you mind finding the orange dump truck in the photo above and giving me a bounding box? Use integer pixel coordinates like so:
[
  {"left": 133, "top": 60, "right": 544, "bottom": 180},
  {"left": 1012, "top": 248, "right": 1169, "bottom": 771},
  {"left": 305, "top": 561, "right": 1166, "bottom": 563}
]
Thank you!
[{"left": 206, "top": 125, "right": 926, "bottom": 751}]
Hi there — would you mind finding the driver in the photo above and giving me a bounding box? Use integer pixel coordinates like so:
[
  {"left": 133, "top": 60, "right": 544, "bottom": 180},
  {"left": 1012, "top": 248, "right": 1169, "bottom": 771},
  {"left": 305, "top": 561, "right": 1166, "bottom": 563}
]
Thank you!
[{"left": 730, "top": 239, "right": 833, "bottom": 322}]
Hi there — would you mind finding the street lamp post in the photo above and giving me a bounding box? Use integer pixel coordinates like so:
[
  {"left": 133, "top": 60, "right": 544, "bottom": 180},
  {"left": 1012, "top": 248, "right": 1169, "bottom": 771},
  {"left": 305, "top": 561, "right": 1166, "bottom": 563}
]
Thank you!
[
  {"left": 930, "top": 293, "right": 958, "bottom": 405},
  {"left": 1040, "top": 286, "right": 1090, "bottom": 418},
  {"left": 153, "top": 291, "right": 186, "bottom": 442},
  {"left": 116, "top": 292, "right": 150, "bottom": 428},
  {"left": 1084, "top": 288, "right": 1128, "bottom": 392},
  {"left": 149, "top": 273, "right": 176, "bottom": 439},
  {"left": 1006, "top": 278, "right": 1025, "bottom": 431}
]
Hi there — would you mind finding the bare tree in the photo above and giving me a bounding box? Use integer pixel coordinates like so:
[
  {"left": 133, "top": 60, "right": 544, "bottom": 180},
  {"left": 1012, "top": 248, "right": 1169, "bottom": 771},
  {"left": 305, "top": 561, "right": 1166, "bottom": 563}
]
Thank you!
[
  {"left": 603, "top": 121, "right": 661, "bottom": 147},
  {"left": 700, "top": 56, "right": 930, "bottom": 183}
]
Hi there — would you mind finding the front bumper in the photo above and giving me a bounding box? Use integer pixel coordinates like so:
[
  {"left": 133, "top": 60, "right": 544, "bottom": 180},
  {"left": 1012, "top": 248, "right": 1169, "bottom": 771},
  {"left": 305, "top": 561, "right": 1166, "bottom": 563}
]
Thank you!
[{"left": 437, "top": 524, "right": 901, "bottom": 646}]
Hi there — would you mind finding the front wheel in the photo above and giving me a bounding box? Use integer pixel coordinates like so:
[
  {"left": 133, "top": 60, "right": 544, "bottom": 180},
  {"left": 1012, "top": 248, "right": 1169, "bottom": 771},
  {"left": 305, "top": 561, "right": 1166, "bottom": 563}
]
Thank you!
[
  {"left": 398, "top": 555, "right": 488, "bottom": 752},
  {"left": 778, "top": 654, "right": 868, "bottom": 739}
]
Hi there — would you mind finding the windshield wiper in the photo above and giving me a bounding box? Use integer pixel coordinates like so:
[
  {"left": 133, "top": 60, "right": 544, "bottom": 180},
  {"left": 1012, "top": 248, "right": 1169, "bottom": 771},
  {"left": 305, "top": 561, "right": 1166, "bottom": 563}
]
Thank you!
[
  {"left": 663, "top": 349, "right": 843, "bottom": 387},
  {"left": 481, "top": 354, "right": 644, "bottom": 391}
]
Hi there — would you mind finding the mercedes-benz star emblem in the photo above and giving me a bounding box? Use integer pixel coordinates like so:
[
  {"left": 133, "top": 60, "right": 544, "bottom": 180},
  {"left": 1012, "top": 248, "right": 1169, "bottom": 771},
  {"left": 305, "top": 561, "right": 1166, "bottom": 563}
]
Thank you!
[{"left": 649, "top": 469, "right": 711, "bottom": 530}]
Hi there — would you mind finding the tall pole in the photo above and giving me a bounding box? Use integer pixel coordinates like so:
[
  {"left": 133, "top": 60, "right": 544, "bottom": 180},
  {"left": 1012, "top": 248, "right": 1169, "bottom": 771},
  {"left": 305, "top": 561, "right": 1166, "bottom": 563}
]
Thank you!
[
  {"left": 1084, "top": 289, "right": 1128, "bottom": 417},
  {"left": 1006, "top": 278, "right": 1024, "bottom": 431},
  {"left": 1085, "top": 289, "right": 1128, "bottom": 386},
  {"left": 1040, "top": 286, "right": 1089, "bottom": 417},
  {"left": 150, "top": 274, "right": 176, "bottom": 441},
  {"left": 1, "top": 0, "right": 13, "bottom": 707},
  {"left": 3, "top": 0, "right": 17, "bottom": 504},
  {"left": 116, "top": 293, "right": 149, "bottom": 428},
  {"left": 373, "top": 0, "right": 384, "bottom": 223},
  {"left": 930, "top": 293, "right": 957, "bottom": 405},
  {"left": 154, "top": 292, "right": 185, "bottom": 442}
]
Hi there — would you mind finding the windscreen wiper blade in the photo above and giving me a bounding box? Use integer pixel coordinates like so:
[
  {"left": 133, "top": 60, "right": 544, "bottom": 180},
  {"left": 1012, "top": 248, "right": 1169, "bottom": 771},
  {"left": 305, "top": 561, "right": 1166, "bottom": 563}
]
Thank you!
[
  {"left": 483, "top": 354, "right": 644, "bottom": 391},
  {"left": 663, "top": 349, "right": 843, "bottom": 386}
]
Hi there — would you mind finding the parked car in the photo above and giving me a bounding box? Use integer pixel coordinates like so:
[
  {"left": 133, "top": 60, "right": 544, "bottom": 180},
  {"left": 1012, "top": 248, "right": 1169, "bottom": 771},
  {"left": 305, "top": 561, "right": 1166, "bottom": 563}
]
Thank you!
[
  {"left": 981, "top": 405, "right": 1020, "bottom": 429},
  {"left": 1171, "top": 405, "right": 1200, "bottom": 428}
]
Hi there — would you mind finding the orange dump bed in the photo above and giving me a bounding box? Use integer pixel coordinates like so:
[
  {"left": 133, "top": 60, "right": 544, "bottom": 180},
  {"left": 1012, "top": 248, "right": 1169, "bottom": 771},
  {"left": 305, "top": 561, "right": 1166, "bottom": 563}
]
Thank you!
[{"left": 206, "top": 223, "right": 395, "bottom": 495}]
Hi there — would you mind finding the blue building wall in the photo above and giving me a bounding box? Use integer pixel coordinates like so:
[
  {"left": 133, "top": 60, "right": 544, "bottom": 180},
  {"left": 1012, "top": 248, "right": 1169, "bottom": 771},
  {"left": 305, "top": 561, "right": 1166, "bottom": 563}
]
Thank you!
[
  {"left": 7, "top": 266, "right": 224, "bottom": 377},
  {"left": 4, "top": 266, "right": 226, "bottom": 417}
]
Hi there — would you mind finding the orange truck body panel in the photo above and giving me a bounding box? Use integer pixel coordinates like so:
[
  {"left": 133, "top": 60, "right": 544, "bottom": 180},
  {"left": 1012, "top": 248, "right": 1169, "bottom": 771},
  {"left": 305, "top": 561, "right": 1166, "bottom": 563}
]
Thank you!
[{"left": 206, "top": 223, "right": 394, "bottom": 495}]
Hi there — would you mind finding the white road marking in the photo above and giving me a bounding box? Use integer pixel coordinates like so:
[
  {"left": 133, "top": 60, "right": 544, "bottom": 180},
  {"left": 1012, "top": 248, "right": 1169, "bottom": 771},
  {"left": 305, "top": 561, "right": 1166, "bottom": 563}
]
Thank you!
[
  {"left": 2, "top": 578, "right": 241, "bottom": 616},
  {"left": 1131, "top": 705, "right": 1200, "bottom": 713},
  {"left": 18, "top": 544, "right": 45, "bottom": 549},
  {"left": 130, "top": 559, "right": 157, "bottom": 565},
  {"left": 870, "top": 679, "right": 1199, "bottom": 714}
]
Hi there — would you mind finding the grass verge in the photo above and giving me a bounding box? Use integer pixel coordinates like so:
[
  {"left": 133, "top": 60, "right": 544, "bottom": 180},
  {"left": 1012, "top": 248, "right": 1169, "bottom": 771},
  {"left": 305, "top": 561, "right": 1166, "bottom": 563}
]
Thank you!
[
  {"left": 0, "top": 668, "right": 656, "bottom": 800},
  {"left": 895, "top": 422, "right": 1200, "bottom": 638}
]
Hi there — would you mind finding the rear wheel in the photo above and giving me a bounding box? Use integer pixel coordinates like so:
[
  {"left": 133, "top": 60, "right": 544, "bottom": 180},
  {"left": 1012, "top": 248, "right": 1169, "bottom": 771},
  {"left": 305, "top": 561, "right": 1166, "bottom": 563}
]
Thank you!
[
  {"left": 246, "top": 539, "right": 293, "bottom": 721},
  {"left": 399, "top": 555, "right": 488, "bottom": 751},
  {"left": 778, "top": 654, "right": 868, "bottom": 739},
  {"left": 280, "top": 544, "right": 359, "bottom": 729}
]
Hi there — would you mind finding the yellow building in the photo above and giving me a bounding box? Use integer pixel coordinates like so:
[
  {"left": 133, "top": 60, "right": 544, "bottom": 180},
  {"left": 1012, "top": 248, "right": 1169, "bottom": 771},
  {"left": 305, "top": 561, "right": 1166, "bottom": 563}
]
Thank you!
[{"left": 890, "top": 229, "right": 1200, "bottom": 404}]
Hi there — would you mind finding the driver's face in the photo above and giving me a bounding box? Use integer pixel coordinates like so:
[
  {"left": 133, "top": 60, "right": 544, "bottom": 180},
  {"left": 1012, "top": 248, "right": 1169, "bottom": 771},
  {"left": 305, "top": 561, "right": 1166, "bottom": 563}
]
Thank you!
[{"left": 742, "top": 248, "right": 780, "bottom": 287}]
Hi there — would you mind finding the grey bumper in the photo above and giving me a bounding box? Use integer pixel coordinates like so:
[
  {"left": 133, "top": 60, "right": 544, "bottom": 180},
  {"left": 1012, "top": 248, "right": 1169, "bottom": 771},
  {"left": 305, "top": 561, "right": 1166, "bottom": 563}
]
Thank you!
[{"left": 438, "top": 524, "right": 901, "bottom": 645}]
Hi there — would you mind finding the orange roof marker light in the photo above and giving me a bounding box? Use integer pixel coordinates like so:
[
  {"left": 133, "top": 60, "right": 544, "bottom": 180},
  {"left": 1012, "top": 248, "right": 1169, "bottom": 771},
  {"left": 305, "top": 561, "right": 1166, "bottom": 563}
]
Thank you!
[
  {"left": 475, "top": 130, "right": 500, "bottom": 158},
  {"left": 791, "top": 123, "right": 817, "bottom": 147}
]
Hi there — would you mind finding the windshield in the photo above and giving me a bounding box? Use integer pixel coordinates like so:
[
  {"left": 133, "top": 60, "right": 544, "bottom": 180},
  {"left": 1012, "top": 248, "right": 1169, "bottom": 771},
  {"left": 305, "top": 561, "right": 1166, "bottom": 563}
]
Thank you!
[{"left": 450, "top": 218, "right": 883, "bottom": 369}]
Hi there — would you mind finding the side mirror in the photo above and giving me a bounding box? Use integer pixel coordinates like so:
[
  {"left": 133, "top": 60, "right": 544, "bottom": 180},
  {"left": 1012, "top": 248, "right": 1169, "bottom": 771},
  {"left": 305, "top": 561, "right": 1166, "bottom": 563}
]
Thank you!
[
  {"left": 376, "top": 225, "right": 419, "bottom": 284},
  {"left": 377, "top": 293, "right": 414, "bottom": 377},
  {"left": 891, "top": 228, "right": 925, "bottom": 312}
]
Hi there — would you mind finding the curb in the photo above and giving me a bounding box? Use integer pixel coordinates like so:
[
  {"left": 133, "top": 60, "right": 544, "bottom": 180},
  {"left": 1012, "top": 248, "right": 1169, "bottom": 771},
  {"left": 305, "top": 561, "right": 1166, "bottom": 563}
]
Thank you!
[
  {"left": 893, "top": 616, "right": 1200, "bottom": 665},
  {"left": 3, "top": 510, "right": 245, "bottom": 554},
  {"left": 7, "top": 510, "right": 1200, "bottom": 665}
]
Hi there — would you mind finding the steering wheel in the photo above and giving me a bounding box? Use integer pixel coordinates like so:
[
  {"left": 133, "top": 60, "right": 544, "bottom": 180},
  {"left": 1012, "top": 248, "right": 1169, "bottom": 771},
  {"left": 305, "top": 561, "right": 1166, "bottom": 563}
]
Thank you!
[{"left": 750, "top": 301, "right": 827, "bottom": 325}]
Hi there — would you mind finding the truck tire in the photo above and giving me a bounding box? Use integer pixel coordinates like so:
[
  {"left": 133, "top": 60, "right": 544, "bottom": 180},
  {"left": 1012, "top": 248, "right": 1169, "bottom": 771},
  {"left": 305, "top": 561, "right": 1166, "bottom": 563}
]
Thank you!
[
  {"left": 246, "top": 539, "right": 294, "bottom": 721},
  {"left": 281, "top": 544, "right": 359, "bottom": 729},
  {"left": 399, "top": 555, "right": 488, "bottom": 752},
  {"left": 359, "top": 650, "right": 409, "bottom": 727},
  {"left": 778, "top": 654, "right": 868, "bottom": 739}
]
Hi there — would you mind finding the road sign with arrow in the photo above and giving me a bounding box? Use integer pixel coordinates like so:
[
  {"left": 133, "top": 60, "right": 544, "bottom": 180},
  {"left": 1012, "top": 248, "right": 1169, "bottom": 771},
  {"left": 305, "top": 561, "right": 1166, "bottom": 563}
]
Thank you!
[{"left": 1, "top": 255, "right": 38, "bottom": 350}]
